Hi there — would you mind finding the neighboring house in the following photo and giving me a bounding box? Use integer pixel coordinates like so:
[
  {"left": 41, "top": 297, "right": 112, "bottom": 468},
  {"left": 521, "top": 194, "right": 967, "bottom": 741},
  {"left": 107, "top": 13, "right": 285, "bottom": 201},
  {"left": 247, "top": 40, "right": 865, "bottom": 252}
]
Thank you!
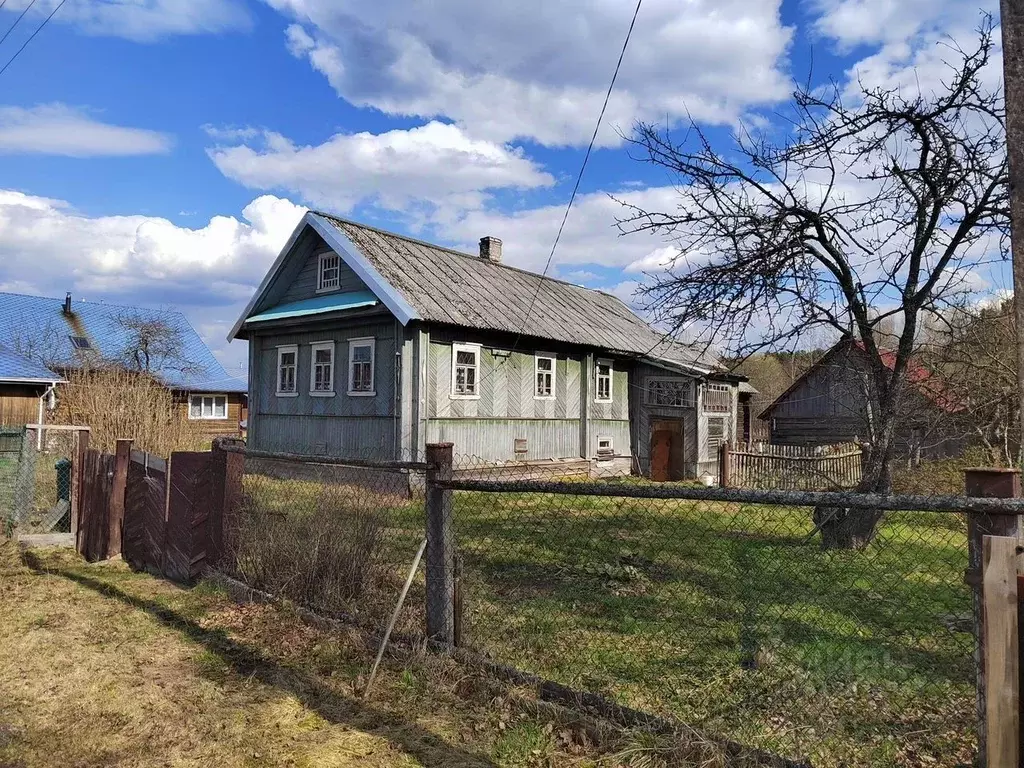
[
  {"left": 0, "top": 345, "right": 62, "bottom": 427},
  {"left": 231, "top": 212, "right": 749, "bottom": 480},
  {"left": 0, "top": 292, "right": 247, "bottom": 437},
  {"left": 758, "top": 337, "right": 963, "bottom": 458}
]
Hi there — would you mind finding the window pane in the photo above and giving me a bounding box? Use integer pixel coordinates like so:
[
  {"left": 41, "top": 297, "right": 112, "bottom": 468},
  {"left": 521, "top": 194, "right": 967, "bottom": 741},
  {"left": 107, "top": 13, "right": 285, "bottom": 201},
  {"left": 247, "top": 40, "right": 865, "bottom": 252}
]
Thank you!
[
  {"left": 316, "top": 349, "right": 332, "bottom": 364},
  {"left": 537, "top": 357, "right": 552, "bottom": 371},
  {"left": 352, "top": 344, "right": 371, "bottom": 362},
  {"left": 189, "top": 398, "right": 201, "bottom": 418},
  {"left": 281, "top": 351, "right": 295, "bottom": 366},
  {"left": 465, "top": 367, "right": 476, "bottom": 391},
  {"left": 214, "top": 398, "right": 227, "bottom": 418},
  {"left": 456, "top": 350, "right": 476, "bottom": 365}
]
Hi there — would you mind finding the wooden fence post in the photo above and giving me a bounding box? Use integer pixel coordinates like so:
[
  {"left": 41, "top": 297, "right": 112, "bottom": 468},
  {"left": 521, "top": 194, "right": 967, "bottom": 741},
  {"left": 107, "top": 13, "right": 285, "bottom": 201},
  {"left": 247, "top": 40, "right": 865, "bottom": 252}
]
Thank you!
[
  {"left": 208, "top": 437, "right": 244, "bottom": 568},
  {"left": 965, "top": 468, "right": 1022, "bottom": 764},
  {"left": 425, "top": 442, "right": 455, "bottom": 647},
  {"left": 718, "top": 442, "right": 731, "bottom": 488},
  {"left": 71, "top": 429, "right": 89, "bottom": 549},
  {"left": 107, "top": 439, "right": 132, "bottom": 559},
  {"left": 982, "top": 534, "right": 1020, "bottom": 768}
]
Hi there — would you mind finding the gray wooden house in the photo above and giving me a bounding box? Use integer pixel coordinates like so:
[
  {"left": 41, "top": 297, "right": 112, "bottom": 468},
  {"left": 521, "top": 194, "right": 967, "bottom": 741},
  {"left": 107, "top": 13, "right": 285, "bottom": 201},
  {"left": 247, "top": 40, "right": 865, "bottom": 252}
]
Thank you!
[
  {"left": 758, "top": 337, "right": 963, "bottom": 458},
  {"left": 230, "top": 212, "right": 747, "bottom": 479}
]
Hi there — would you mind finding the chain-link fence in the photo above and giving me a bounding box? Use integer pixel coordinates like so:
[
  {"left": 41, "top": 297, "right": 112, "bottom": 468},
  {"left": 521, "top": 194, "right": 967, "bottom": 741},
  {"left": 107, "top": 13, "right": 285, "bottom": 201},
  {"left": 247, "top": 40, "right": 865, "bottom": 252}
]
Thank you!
[
  {"left": 219, "top": 446, "right": 1013, "bottom": 767},
  {"left": 0, "top": 426, "right": 84, "bottom": 534}
]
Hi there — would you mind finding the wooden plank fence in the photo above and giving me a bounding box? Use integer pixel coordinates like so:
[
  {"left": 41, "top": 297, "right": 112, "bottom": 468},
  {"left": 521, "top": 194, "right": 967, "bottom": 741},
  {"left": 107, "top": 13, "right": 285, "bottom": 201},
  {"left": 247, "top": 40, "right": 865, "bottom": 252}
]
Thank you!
[
  {"left": 76, "top": 438, "right": 242, "bottom": 582},
  {"left": 720, "top": 441, "right": 864, "bottom": 490}
]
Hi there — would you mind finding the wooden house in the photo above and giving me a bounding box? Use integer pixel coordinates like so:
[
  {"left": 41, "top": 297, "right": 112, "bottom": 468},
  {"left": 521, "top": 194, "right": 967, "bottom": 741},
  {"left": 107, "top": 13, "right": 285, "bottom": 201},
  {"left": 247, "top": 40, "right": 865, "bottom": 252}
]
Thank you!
[
  {"left": 231, "top": 212, "right": 749, "bottom": 479},
  {"left": 0, "top": 291, "right": 247, "bottom": 437},
  {"left": 758, "top": 337, "right": 963, "bottom": 458},
  {"left": 0, "top": 345, "right": 62, "bottom": 427}
]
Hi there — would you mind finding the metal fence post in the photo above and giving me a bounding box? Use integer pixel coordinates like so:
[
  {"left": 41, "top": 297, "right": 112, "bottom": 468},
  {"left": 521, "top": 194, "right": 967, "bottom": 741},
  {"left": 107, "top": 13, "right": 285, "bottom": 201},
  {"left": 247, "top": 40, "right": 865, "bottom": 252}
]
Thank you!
[
  {"left": 425, "top": 442, "right": 455, "bottom": 647},
  {"left": 718, "top": 442, "right": 731, "bottom": 488},
  {"left": 965, "top": 467, "right": 1022, "bottom": 765}
]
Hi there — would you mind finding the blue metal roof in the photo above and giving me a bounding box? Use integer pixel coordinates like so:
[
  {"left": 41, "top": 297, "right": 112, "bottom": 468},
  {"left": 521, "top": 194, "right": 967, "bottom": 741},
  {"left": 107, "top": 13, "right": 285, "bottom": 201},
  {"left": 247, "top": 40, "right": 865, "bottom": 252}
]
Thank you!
[
  {"left": 0, "top": 292, "right": 246, "bottom": 393},
  {"left": 245, "top": 290, "right": 379, "bottom": 324},
  {"left": 0, "top": 345, "right": 61, "bottom": 384}
]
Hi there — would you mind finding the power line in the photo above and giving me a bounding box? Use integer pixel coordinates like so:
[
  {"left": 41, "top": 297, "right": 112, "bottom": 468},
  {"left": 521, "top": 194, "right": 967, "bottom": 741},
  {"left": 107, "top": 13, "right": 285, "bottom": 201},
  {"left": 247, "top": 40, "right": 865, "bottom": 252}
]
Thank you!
[
  {"left": 0, "top": 0, "right": 36, "bottom": 50},
  {"left": 0, "top": 0, "right": 65, "bottom": 79}
]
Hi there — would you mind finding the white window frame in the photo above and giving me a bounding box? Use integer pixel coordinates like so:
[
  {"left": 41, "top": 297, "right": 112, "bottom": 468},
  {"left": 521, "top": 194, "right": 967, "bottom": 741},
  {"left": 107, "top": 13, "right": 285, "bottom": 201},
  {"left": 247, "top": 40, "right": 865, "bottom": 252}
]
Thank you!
[
  {"left": 348, "top": 337, "right": 376, "bottom": 396},
  {"left": 309, "top": 341, "right": 336, "bottom": 397},
  {"left": 316, "top": 251, "right": 341, "bottom": 293},
  {"left": 534, "top": 353, "right": 556, "bottom": 400},
  {"left": 597, "top": 435, "right": 614, "bottom": 457},
  {"left": 644, "top": 376, "right": 695, "bottom": 408},
  {"left": 451, "top": 343, "right": 481, "bottom": 399},
  {"left": 276, "top": 344, "right": 298, "bottom": 397},
  {"left": 703, "top": 382, "right": 732, "bottom": 413},
  {"left": 188, "top": 394, "right": 228, "bottom": 420},
  {"left": 595, "top": 359, "right": 613, "bottom": 403}
]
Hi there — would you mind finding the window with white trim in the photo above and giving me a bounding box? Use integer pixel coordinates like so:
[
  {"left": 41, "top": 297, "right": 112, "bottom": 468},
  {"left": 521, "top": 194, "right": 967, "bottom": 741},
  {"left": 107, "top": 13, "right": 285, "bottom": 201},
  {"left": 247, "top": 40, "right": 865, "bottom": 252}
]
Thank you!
[
  {"left": 317, "top": 252, "right": 341, "bottom": 292},
  {"left": 597, "top": 436, "right": 613, "bottom": 457},
  {"left": 703, "top": 382, "right": 732, "bottom": 413},
  {"left": 535, "top": 354, "right": 555, "bottom": 399},
  {"left": 645, "top": 377, "right": 695, "bottom": 408},
  {"left": 189, "top": 394, "right": 228, "bottom": 420},
  {"left": 276, "top": 345, "right": 298, "bottom": 396},
  {"left": 451, "top": 343, "right": 480, "bottom": 397},
  {"left": 310, "top": 341, "right": 335, "bottom": 395},
  {"left": 707, "top": 416, "right": 726, "bottom": 454},
  {"left": 595, "top": 360, "right": 613, "bottom": 402},
  {"left": 348, "top": 337, "right": 375, "bottom": 395}
]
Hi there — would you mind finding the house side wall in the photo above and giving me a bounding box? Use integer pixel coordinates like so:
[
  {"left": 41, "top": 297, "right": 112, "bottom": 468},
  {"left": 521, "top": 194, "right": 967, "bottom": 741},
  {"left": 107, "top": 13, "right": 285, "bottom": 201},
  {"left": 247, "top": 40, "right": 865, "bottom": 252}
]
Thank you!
[
  {"left": 247, "top": 319, "right": 401, "bottom": 459},
  {"left": 422, "top": 331, "right": 631, "bottom": 464},
  {"left": 0, "top": 384, "right": 45, "bottom": 426},
  {"left": 766, "top": 348, "right": 870, "bottom": 445},
  {"left": 174, "top": 392, "right": 245, "bottom": 440}
]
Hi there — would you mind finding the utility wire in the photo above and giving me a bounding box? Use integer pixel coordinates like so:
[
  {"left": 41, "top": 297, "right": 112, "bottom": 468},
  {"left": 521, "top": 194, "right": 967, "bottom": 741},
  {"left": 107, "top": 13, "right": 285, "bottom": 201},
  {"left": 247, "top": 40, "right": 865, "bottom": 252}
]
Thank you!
[
  {"left": 0, "top": 0, "right": 36, "bottom": 49},
  {"left": 0, "top": 0, "right": 65, "bottom": 79}
]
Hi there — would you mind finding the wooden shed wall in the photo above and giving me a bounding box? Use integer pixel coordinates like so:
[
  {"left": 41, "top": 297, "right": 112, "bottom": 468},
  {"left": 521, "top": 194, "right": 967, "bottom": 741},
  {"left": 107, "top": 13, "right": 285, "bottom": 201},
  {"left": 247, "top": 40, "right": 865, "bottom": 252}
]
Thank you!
[
  {"left": 174, "top": 392, "right": 245, "bottom": 440},
  {"left": 0, "top": 384, "right": 44, "bottom": 426}
]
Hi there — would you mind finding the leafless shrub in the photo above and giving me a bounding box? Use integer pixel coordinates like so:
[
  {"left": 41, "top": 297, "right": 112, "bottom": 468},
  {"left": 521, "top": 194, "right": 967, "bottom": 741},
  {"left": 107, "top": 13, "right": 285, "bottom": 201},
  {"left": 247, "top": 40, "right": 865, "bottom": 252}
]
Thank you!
[
  {"left": 55, "top": 367, "right": 204, "bottom": 455},
  {"left": 229, "top": 482, "right": 395, "bottom": 621}
]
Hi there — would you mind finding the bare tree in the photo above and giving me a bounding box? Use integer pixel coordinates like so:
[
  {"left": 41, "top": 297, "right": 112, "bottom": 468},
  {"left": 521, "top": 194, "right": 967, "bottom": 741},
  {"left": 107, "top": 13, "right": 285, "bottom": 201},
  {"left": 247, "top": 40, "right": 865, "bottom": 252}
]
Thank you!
[
  {"left": 113, "top": 313, "right": 201, "bottom": 377},
  {"left": 619, "top": 19, "right": 1007, "bottom": 547}
]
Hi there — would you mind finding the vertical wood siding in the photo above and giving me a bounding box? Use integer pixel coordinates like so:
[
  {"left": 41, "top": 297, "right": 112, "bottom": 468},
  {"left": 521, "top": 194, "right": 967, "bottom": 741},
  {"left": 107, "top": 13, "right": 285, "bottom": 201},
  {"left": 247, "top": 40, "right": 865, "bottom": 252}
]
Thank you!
[
  {"left": 630, "top": 363, "right": 699, "bottom": 478},
  {"left": 0, "top": 385, "right": 44, "bottom": 426}
]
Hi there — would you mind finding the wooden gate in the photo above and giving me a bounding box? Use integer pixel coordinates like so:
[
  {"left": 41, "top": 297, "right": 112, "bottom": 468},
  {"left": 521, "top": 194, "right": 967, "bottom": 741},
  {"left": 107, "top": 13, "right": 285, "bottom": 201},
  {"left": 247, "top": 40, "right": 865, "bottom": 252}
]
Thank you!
[
  {"left": 77, "top": 449, "right": 116, "bottom": 562},
  {"left": 122, "top": 449, "right": 168, "bottom": 573}
]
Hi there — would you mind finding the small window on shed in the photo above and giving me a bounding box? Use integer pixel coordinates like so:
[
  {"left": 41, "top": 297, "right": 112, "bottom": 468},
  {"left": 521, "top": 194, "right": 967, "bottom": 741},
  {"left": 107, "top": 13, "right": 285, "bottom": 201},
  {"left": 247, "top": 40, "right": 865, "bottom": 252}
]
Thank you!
[{"left": 317, "top": 252, "right": 341, "bottom": 292}]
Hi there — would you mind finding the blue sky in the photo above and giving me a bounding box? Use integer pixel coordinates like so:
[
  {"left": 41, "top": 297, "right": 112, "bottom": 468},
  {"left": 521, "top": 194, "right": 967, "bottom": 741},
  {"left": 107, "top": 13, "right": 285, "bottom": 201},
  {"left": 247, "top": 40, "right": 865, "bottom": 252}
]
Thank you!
[{"left": 0, "top": 0, "right": 1002, "bottom": 374}]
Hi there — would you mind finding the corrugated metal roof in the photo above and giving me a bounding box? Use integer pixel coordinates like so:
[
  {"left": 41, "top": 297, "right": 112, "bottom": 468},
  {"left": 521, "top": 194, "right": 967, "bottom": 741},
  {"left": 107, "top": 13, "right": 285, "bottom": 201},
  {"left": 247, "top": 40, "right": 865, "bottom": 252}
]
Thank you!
[
  {"left": 246, "top": 291, "right": 379, "bottom": 324},
  {"left": 318, "top": 214, "right": 716, "bottom": 371},
  {"left": 0, "top": 292, "right": 246, "bottom": 393},
  {"left": 0, "top": 345, "right": 61, "bottom": 383}
]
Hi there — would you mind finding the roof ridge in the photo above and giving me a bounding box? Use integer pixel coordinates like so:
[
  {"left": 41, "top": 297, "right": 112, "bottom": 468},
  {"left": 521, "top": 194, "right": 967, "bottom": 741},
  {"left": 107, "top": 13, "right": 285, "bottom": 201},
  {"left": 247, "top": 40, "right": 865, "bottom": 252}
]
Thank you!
[
  {"left": 314, "top": 211, "right": 614, "bottom": 296},
  {"left": 0, "top": 289, "right": 186, "bottom": 318}
]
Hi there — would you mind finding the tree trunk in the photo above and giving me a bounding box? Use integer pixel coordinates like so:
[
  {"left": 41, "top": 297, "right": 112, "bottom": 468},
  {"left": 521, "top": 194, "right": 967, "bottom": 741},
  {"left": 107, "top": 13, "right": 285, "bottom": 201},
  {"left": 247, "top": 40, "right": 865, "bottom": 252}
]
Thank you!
[{"left": 814, "top": 424, "right": 894, "bottom": 550}]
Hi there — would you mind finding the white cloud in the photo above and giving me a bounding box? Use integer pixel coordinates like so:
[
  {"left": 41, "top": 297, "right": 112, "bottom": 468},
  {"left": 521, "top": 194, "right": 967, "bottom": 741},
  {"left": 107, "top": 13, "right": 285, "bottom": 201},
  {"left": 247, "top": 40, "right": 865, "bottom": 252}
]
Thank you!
[
  {"left": 263, "top": 0, "right": 793, "bottom": 147},
  {"left": 0, "top": 191, "right": 305, "bottom": 369},
  {"left": 811, "top": 0, "right": 988, "bottom": 48},
  {"left": 1, "top": 0, "right": 251, "bottom": 41},
  {"left": 0, "top": 104, "right": 172, "bottom": 157},
  {"left": 207, "top": 120, "right": 554, "bottom": 213}
]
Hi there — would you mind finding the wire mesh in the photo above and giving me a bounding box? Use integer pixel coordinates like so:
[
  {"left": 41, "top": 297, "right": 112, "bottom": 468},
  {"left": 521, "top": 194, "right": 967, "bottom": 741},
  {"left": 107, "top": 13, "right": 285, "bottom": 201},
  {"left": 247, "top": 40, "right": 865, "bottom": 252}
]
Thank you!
[
  {"left": 1, "top": 427, "right": 78, "bottom": 533},
  {"left": 446, "top": 455, "right": 976, "bottom": 768},
  {"left": 218, "top": 447, "right": 985, "bottom": 767},
  {"left": 226, "top": 451, "right": 429, "bottom": 636}
]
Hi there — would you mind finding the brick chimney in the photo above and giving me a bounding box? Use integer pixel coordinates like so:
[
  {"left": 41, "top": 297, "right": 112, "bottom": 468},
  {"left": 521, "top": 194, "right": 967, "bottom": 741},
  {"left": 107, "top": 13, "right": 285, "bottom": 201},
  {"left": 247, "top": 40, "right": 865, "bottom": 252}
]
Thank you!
[{"left": 479, "top": 236, "right": 502, "bottom": 263}]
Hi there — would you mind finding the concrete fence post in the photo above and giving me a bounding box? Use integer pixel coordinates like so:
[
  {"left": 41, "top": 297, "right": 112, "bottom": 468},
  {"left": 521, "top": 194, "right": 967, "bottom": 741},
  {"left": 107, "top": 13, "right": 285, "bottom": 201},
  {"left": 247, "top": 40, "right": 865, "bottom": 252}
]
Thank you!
[
  {"left": 965, "top": 467, "right": 1022, "bottom": 764},
  {"left": 425, "top": 442, "right": 455, "bottom": 647}
]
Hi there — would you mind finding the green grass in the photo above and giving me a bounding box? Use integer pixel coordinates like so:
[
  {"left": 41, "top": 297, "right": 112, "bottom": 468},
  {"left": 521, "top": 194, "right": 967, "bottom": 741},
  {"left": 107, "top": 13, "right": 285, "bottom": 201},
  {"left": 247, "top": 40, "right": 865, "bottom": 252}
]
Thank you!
[{"left": 240, "top": 474, "right": 975, "bottom": 767}]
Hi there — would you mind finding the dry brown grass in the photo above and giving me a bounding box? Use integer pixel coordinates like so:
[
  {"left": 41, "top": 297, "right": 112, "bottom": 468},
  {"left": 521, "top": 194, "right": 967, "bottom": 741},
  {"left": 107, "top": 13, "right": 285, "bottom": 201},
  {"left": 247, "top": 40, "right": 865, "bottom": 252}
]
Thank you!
[{"left": 54, "top": 367, "right": 205, "bottom": 456}]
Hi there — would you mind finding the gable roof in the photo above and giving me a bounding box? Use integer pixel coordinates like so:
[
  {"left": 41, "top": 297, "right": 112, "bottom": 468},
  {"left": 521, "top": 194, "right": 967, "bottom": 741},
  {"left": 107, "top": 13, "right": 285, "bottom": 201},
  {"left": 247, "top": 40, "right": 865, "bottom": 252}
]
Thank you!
[
  {"left": 0, "top": 344, "right": 61, "bottom": 384},
  {"left": 232, "top": 211, "right": 718, "bottom": 373},
  {"left": 757, "top": 337, "right": 962, "bottom": 420},
  {"left": 0, "top": 292, "right": 246, "bottom": 393}
]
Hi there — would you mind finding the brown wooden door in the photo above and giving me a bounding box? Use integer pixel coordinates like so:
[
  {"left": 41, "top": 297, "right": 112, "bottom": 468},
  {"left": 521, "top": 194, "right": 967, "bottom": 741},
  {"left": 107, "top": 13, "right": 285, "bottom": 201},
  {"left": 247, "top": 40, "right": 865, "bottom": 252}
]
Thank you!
[{"left": 650, "top": 420, "right": 683, "bottom": 481}]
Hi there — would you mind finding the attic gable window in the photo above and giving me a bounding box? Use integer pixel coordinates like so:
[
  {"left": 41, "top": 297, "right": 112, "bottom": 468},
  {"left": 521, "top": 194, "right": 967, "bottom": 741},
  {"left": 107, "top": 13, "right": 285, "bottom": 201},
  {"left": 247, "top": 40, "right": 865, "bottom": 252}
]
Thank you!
[
  {"left": 317, "top": 252, "right": 341, "bottom": 293},
  {"left": 451, "top": 343, "right": 480, "bottom": 398}
]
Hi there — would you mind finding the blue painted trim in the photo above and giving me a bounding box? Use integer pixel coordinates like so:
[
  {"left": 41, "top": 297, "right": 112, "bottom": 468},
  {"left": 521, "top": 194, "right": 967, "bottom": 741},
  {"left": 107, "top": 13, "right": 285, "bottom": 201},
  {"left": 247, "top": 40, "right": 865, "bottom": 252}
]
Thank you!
[
  {"left": 245, "top": 291, "right": 379, "bottom": 324},
  {"left": 306, "top": 214, "right": 421, "bottom": 326}
]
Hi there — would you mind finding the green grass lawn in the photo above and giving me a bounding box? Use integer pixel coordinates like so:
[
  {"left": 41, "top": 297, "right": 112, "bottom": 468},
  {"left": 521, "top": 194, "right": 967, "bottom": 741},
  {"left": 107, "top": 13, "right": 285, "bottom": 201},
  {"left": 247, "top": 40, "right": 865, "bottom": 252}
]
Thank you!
[{"left": 238, "top": 473, "right": 975, "bottom": 767}]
